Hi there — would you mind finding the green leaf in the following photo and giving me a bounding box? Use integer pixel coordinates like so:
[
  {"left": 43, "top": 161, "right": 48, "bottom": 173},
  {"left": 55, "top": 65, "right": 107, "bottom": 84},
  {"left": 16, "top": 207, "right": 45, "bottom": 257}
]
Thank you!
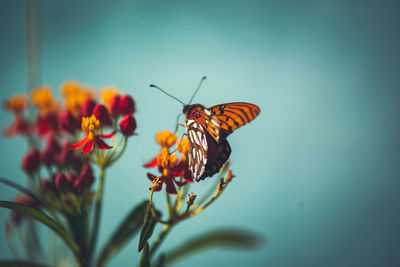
[
  {"left": 138, "top": 242, "right": 151, "bottom": 267},
  {"left": 96, "top": 200, "right": 148, "bottom": 267},
  {"left": 138, "top": 203, "right": 160, "bottom": 252},
  {"left": 0, "top": 177, "right": 43, "bottom": 205},
  {"left": 0, "top": 201, "right": 79, "bottom": 256},
  {"left": 0, "top": 260, "right": 51, "bottom": 267},
  {"left": 165, "top": 228, "right": 263, "bottom": 264}
]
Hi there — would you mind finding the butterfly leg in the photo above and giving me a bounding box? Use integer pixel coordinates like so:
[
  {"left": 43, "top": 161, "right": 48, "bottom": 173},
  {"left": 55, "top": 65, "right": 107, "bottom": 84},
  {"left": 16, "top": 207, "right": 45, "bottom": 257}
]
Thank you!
[{"left": 174, "top": 113, "right": 184, "bottom": 132}]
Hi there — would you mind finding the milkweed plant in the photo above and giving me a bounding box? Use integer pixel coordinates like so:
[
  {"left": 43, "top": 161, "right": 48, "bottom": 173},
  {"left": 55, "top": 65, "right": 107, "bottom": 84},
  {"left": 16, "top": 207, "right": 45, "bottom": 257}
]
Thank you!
[{"left": 0, "top": 81, "right": 261, "bottom": 267}]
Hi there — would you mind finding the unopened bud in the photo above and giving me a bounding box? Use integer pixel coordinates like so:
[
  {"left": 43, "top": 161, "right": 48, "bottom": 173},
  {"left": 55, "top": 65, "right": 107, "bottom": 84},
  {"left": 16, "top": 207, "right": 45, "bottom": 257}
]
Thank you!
[
  {"left": 187, "top": 193, "right": 197, "bottom": 206},
  {"left": 217, "top": 178, "right": 225, "bottom": 191},
  {"left": 225, "top": 170, "right": 235, "bottom": 182}
]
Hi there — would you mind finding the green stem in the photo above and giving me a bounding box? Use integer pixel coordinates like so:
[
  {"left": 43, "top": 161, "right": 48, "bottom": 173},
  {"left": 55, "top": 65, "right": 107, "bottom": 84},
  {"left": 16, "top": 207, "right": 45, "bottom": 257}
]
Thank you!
[
  {"left": 149, "top": 224, "right": 172, "bottom": 257},
  {"left": 88, "top": 166, "right": 106, "bottom": 265}
]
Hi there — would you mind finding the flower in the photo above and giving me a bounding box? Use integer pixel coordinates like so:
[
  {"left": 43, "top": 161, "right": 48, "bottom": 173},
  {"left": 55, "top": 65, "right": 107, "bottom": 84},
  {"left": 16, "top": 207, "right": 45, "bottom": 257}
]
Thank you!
[
  {"left": 3, "top": 117, "right": 32, "bottom": 137},
  {"left": 40, "top": 135, "right": 61, "bottom": 166},
  {"left": 118, "top": 94, "right": 135, "bottom": 115},
  {"left": 21, "top": 149, "right": 40, "bottom": 175},
  {"left": 69, "top": 115, "right": 115, "bottom": 154},
  {"left": 61, "top": 81, "right": 95, "bottom": 117},
  {"left": 92, "top": 104, "right": 112, "bottom": 126},
  {"left": 81, "top": 99, "right": 97, "bottom": 117},
  {"left": 147, "top": 173, "right": 177, "bottom": 194},
  {"left": 157, "top": 130, "right": 177, "bottom": 151},
  {"left": 119, "top": 114, "right": 137, "bottom": 136},
  {"left": 31, "top": 86, "right": 58, "bottom": 116},
  {"left": 60, "top": 110, "right": 80, "bottom": 133},
  {"left": 176, "top": 137, "right": 189, "bottom": 162},
  {"left": 100, "top": 88, "right": 119, "bottom": 114},
  {"left": 4, "top": 95, "right": 28, "bottom": 115}
]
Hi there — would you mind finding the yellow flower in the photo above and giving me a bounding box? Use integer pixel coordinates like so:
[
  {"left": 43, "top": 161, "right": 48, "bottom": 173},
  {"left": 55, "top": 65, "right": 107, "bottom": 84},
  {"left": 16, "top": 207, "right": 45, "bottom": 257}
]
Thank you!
[
  {"left": 177, "top": 137, "right": 189, "bottom": 161},
  {"left": 5, "top": 95, "right": 28, "bottom": 114},
  {"left": 61, "top": 81, "right": 95, "bottom": 117},
  {"left": 81, "top": 115, "right": 100, "bottom": 140},
  {"left": 100, "top": 87, "right": 119, "bottom": 110},
  {"left": 157, "top": 150, "right": 177, "bottom": 176},
  {"left": 156, "top": 130, "right": 177, "bottom": 149},
  {"left": 31, "top": 86, "right": 58, "bottom": 116}
]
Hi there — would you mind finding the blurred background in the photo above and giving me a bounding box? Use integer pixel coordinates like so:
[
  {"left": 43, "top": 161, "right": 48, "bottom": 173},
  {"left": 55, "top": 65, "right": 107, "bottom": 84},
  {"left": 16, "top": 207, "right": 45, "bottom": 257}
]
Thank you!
[{"left": 1, "top": 0, "right": 400, "bottom": 266}]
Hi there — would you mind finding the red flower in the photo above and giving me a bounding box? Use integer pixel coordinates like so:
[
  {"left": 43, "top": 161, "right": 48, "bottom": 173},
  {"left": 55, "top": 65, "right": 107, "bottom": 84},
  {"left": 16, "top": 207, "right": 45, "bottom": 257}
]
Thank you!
[
  {"left": 119, "top": 115, "right": 137, "bottom": 136},
  {"left": 147, "top": 173, "right": 177, "bottom": 194},
  {"left": 60, "top": 110, "right": 80, "bottom": 133},
  {"left": 81, "top": 99, "right": 96, "bottom": 117},
  {"left": 3, "top": 117, "right": 32, "bottom": 137},
  {"left": 118, "top": 94, "right": 135, "bottom": 115},
  {"left": 69, "top": 115, "right": 115, "bottom": 154},
  {"left": 92, "top": 104, "right": 112, "bottom": 126},
  {"left": 144, "top": 152, "right": 193, "bottom": 194},
  {"left": 21, "top": 149, "right": 41, "bottom": 175}
]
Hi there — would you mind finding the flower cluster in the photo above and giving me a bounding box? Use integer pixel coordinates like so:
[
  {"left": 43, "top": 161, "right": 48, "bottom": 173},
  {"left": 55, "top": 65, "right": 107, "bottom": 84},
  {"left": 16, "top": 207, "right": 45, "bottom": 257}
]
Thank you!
[
  {"left": 3, "top": 81, "right": 137, "bottom": 229},
  {"left": 144, "top": 130, "right": 192, "bottom": 194}
]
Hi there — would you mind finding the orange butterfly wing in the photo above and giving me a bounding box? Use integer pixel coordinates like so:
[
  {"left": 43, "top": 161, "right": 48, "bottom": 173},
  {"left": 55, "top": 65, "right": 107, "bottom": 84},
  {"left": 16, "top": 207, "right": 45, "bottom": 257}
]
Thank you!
[{"left": 209, "top": 102, "right": 261, "bottom": 137}]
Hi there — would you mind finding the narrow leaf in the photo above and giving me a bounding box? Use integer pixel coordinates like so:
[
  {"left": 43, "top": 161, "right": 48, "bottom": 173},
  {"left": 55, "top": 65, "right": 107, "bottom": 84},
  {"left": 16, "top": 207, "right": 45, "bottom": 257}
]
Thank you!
[
  {"left": 0, "top": 177, "right": 43, "bottom": 205},
  {"left": 165, "top": 228, "right": 263, "bottom": 264},
  {"left": 138, "top": 242, "right": 151, "bottom": 267},
  {"left": 0, "top": 260, "right": 51, "bottom": 267},
  {"left": 96, "top": 200, "right": 148, "bottom": 267},
  {"left": 138, "top": 203, "right": 160, "bottom": 252},
  {"left": 0, "top": 201, "right": 79, "bottom": 256}
]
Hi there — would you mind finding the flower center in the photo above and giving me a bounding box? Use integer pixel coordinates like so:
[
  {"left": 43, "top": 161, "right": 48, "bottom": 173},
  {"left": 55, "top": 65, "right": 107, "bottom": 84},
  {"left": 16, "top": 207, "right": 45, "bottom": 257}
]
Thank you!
[{"left": 81, "top": 115, "right": 100, "bottom": 139}]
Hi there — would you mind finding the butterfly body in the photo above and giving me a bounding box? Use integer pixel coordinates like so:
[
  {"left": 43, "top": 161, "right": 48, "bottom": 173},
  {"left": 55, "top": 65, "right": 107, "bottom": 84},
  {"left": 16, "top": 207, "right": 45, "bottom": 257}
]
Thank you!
[{"left": 184, "top": 102, "right": 260, "bottom": 181}]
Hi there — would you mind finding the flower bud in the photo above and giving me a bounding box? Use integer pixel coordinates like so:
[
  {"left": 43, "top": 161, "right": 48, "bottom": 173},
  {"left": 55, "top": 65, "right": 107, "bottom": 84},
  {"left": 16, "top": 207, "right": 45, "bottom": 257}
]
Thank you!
[
  {"left": 119, "top": 115, "right": 137, "bottom": 136},
  {"left": 60, "top": 110, "right": 80, "bottom": 133},
  {"left": 55, "top": 173, "right": 70, "bottom": 190},
  {"left": 187, "top": 193, "right": 196, "bottom": 206},
  {"left": 109, "top": 95, "right": 120, "bottom": 116},
  {"left": 21, "top": 149, "right": 40, "bottom": 175},
  {"left": 118, "top": 94, "right": 135, "bottom": 115},
  {"left": 79, "top": 164, "right": 94, "bottom": 187},
  {"left": 73, "top": 178, "right": 85, "bottom": 194},
  {"left": 92, "top": 104, "right": 112, "bottom": 126},
  {"left": 66, "top": 173, "right": 77, "bottom": 185},
  {"left": 225, "top": 170, "right": 235, "bottom": 182},
  {"left": 81, "top": 99, "right": 96, "bottom": 117}
]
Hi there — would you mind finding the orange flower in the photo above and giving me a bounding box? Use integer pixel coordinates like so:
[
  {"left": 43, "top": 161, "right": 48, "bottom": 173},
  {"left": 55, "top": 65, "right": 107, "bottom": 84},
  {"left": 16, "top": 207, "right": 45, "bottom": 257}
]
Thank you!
[
  {"left": 31, "top": 86, "right": 58, "bottom": 116},
  {"left": 176, "top": 137, "right": 189, "bottom": 162},
  {"left": 61, "top": 81, "right": 95, "bottom": 117},
  {"left": 69, "top": 115, "right": 115, "bottom": 154},
  {"left": 4, "top": 95, "right": 28, "bottom": 115}
]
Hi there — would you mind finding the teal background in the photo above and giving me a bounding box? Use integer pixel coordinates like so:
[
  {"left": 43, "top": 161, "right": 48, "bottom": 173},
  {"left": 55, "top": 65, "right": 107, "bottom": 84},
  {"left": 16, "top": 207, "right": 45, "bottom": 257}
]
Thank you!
[{"left": 1, "top": 0, "right": 400, "bottom": 266}]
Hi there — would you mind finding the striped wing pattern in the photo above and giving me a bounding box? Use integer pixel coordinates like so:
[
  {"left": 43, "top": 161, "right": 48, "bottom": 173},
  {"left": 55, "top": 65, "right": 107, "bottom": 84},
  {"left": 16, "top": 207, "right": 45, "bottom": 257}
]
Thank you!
[
  {"left": 210, "top": 102, "right": 260, "bottom": 137},
  {"left": 186, "top": 118, "right": 208, "bottom": 180},
  {"left": 185, "top": 102, "right": 260, "bottom": 181}
]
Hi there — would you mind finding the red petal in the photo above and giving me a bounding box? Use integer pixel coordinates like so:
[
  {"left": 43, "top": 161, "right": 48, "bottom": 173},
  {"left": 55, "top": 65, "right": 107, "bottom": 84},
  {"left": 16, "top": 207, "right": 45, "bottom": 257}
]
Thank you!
[
  {"left": 81, "top": 139, "right": 94, "bottom": 154},
  {"left": 143, "top": 157, "right": 158, "bottom": 168},
  {"left": 174, "top": 179, "right": 188, "bottom": 187},
  {"left": 69, "top": 136, "right": 88, "bottom": 150},
  {"left": 163, "top": 177, "right": 177, "bottom": 194},
  {"left": 146, "top": 173, "right": 157, "bottom": 181},
  {"left": 94, "top": 137, "right": 113, "bottom": 150},
  {"left": 100, "top": 130, "right": 116, "bottom": 139}
]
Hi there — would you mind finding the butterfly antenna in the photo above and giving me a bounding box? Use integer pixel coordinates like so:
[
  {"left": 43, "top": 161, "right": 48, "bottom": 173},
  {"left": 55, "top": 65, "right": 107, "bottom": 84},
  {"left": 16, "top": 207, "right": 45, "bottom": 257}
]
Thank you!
[
  {"left": 150, "top": 84, "right": 185, "bottom": 105},
  {"left": 188, "top": 76, "right": 207, "bottom": 105}
]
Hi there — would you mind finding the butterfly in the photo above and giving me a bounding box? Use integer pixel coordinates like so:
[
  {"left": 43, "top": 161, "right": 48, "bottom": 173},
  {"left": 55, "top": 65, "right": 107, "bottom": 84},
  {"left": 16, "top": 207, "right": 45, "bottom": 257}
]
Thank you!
[
  {"left": 150, "top": 78, "right": 260, "bottom": 182},
  {"left": 183, "top": 102, "right": 260, "bottom": 181}
]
